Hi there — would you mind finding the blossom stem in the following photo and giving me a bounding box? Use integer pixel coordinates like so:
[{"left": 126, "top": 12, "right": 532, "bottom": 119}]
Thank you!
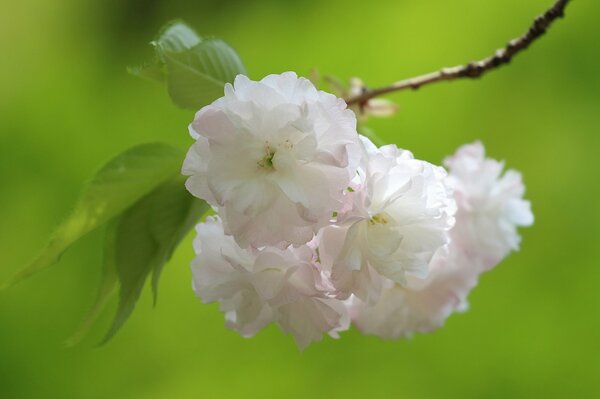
[{"left": 345, "top": 0, "right": 571, "bottom": 106}]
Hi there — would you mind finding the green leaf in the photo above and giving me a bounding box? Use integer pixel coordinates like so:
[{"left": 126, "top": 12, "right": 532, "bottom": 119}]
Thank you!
[
  {"left": 147, "top": 178, "right": 211, "bottom": 305},
  {"left": 2, "top": 143, "right": 184, "bottom": 290},
  {"left": 127, "top": 63, "right": 166, "bottom": 83},
  {"left": 129, "top": 20, "right": 247, "bottom": 110},
  {"left": 101, "top": 177, "right": 209, "bottom": 343},
  {"left": 152, "top": 20, "right": 202, "bottom": 55},
  {"left": 163, "top": 38, "right": 246, "bottom": 109},
  {"left": 128, "top": 20, "right": 201, "bottom": 83},
  {"left": 64, "top": 219, "right": 119, "bottom": 347}
]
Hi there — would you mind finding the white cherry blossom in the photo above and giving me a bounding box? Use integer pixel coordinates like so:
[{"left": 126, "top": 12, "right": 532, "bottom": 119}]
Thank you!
[
  {"left": 351, "top": 141, "right": 533, "bottom": 339},
  {"left": 183, "top": 72, "right": 361, "bottom": 248},
  {"left": 350, "top": 246, "right": 478, "bottom": 339},
  {"left": 320, "top": 136, "right": 456, "bottom": 304},
  {"left": 444, "top": 141, "right": 534, "bottom": 269},
  {"left": 191, "top": 217, "right": 348, "bottom": 349}
]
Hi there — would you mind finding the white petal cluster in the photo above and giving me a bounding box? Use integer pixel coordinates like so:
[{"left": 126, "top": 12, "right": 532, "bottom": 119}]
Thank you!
[
  {"left": 184, "top": 72, "right": 533, "bottom": 348},
  {"left": 351, "top": 246, "right": 478, "bottom": 338},
  {"left": 351, "top": 142, "right": 534, "bottom": 339},
  {"left": 183, "top": 72, "right": 360, "bottom": 248},
  {"left": 319, "top": 136, "right": 457, "bottom": 304},
  {"left": 443, "top": 141, "right": 534, "bottom": 269},
  {"left": 192, "top": 217, "right": 348, "bottom": 350}
]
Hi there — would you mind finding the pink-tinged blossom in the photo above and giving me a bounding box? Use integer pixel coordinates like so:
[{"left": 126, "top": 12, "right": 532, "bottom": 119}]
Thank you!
[
  {"left": 191, "top": 217, "right": 349, "bottom": 350},
  {"left": 320, "top": 136, "right": 456, "bottom": 304},
  {"left": 444, "top": 141, "right": 534, "bottom": 270},
  {"left": 351, "top": 141, "right": 533, "bottom": 339},
  {"left": 351, "top": 246, "right": 479, "bottom": 339},
  {"left": 183, "top": 72, "right": 361, "bottom": 248}
]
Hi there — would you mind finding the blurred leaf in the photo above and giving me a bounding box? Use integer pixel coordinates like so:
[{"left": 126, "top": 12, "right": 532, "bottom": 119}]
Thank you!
[
  {"left": 323, "top": 74, "right": 346, "bottom": 97},
  {"left": 2, "top": 143, "right": 184, "bottom": 290},
  {"left": 358, "top": 125, "right": 385, "bottom": 147},
  {"left": 128, "top": 20, "right": 201, "bottom": 83},
  {"left": 127, "top": 63, "right": 166, "bottom": 83},
  {"left": 64, "top": 219, "right": 119, "bottom": 347},
  {"left": 164, "top": 38, "right": 246, "bottom": 109},
  {"left": 148, "top": 178, "right": 211, "bottom": 305},
  {"left": 153, "top": 20, "right": 202, "bottom": 55},
  {"left": 101, "top": 177, "right": 209, "bottom": 343},
  {"left": 129, "top": 20, "right": 246, "bottom": 109}
]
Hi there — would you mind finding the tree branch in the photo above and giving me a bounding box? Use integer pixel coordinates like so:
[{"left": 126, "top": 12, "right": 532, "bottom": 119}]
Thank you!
[{"left": 345, "top": 0, "right": 571, "bottom": 106}]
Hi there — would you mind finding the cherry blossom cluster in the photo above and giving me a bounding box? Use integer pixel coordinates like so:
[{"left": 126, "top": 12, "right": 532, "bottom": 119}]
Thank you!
[{"left": 182, "top": 72, "right": 533, "bottom": 349}]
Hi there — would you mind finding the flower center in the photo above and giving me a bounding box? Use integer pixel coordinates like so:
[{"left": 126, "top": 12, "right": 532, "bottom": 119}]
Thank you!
[
  {"left": 257, "top": 144, "right": 275, "bottom": 170},
  {"left": 369, "top": 212, "right": 390, "bottom": 226},
  {"left": 256, "top": 140, "right": 295, "bottom": 170}
]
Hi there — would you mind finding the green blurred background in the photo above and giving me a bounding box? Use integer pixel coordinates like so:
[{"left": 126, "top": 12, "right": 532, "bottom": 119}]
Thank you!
[{"left": 1, "top": 0, "right": 598, "bottom": 397}]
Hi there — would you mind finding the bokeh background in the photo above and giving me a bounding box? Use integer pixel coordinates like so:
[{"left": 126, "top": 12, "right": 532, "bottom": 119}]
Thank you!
[{"left": 1, "top": 0, "right": 598, "bottom": 397}]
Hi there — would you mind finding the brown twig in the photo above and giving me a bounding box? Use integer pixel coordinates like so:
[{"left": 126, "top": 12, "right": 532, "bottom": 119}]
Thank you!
[{"left": 345, "top": 0, "right": 571, "bottom": 106}]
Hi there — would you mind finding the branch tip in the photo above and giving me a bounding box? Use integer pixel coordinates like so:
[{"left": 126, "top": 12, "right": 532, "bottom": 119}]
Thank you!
[{"left": 345, "top": 0, "right": 571, "bottom": 106}]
